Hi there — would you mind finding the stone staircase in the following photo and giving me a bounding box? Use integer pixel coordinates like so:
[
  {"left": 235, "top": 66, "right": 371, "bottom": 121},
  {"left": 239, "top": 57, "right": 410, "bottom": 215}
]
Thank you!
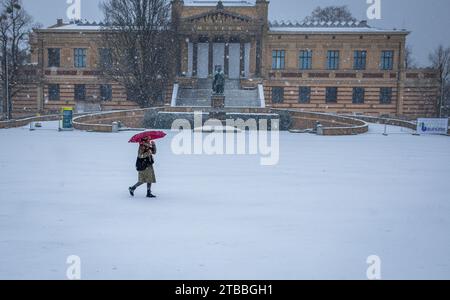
[{"left": 176, "top": 79, "right": 261, "bottom": 108}]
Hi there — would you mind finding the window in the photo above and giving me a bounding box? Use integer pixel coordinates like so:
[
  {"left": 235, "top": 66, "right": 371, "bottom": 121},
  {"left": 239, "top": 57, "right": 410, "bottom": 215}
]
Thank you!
[
  {"left": 380, "top": 87, "right": 392, "bottom": 104},
  {"left": 272, "top": 50, "right": 285, "bottom": 70},
  {"left": 327, "top": 50, "right": 340, "bottom": 70},
  {"left": 272, "top": 87, "right": 284, "bottom": 103},
  {"left": 354, "top": 50, "right": 367, "bottom": 70},
  {"left": 326, "top": 87, "right": 338, "bottom": 103},
  {"left": 48, "top": 84, "right": 60, "bottom": 101},
  {"left": 126, "top": 86, "right": 136, "bottom": 101},
  {"left": 47, "top": 48, "right": 60, "bottom": 68},
  {"left": 74, "top": 48, "right": 87, "bottom": 68},
  {"left": 299, "top": 87, "right": 311, "bottom": 103},
  {"left": 99, "top": 48, "right": 113, "bottom": 68},
  {"left": 74, "top": 84, "right": 86, "bottom": 101},
  {"left": 299, "top": 50, "right": 312, "bottom": 70},
  {"left": 100, "top": 84, "right": 112, "bottom": 101},
  {"left": 381, "top": 50, "right": 394, "bottom": 70},
  {"left": 352, "top": 87, "right": 365, "bottom": 104}
]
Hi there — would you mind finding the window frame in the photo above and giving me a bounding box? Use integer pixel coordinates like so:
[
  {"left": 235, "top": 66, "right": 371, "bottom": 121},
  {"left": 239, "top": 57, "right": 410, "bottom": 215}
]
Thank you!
[
  {"left": 74, "top": 84, "right": 86, "bottom": 101},
  {"left": 299, "top": 50, "right": 313, "bottom": 70},
  {"left": 74, "top": 48, "right": 87, "bottom": 68},
  {"left": 47, "top": 48, "right": 61, "bottom": 68},
  {"left": 272, "top": 87, "right": 285, "bottom": 104},
  {"left": 352, "top": 87, "right": 365, "bottom": 104},
  {"left": 325, "top": 87, "right": 338, "bottom": 103},
  {"left": 353, "top": 50, "right": 367, "bottom": 70},
  {"left": 272, "top": 50, "right": 286, "bottom": 70},
  {"left": 299, "top": 86, "right": 311, "bottom": 104},
  {"left": 381, "top": 50, "right": 394, "bottom": 70},
  {"left": 380, "top": 87, "right": 393, "bottom": 104},
  {"left": 98, "top": 48, "right": 113, "bottom": 68},
  {"left": 47, "top": 84, "right": 60, "bottom": 101},
  {"left": 327, "top": 50, "right": 340, "bottom": 70},
  {"left": 100, "top": 84, "right": 112, "bottom": 101}
]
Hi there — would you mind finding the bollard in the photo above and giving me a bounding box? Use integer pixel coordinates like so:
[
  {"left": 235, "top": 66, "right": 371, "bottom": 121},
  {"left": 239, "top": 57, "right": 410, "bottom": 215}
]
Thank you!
[
  {"left": 383, "top": 124, "right": 388, "bottom": 136},
  {"left": 317, "top": 124, "right": 323, "bottom": 135},
  {"left": 112, "top": 121, "right": 119, "bottom": 133}
]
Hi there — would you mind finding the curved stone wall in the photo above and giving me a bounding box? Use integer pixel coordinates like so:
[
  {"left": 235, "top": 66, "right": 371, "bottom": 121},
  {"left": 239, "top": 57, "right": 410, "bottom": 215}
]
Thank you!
[
  {"left": 72, "top": 108, "right": 162, "bottom": 132},
  {"left": 72, "top": 107, "right": 370, "bottom": 136},
  {"left": 271, "top": 109, "right": 369, "bottom": 135},
  {"left": 0, "top": 114, "right": 62, "bottom": 129}
]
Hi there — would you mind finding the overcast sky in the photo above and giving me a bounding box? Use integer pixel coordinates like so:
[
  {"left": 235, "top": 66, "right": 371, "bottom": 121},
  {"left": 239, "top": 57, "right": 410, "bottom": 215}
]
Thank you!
[{"left": 22, "top": 0, "right": 450, "bottom": 66}]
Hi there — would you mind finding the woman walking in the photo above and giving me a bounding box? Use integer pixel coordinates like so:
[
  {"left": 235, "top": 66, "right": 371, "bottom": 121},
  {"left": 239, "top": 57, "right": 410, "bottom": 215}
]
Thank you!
[{"left": 129, "top": 137, "right": 157, "bottom": 198}]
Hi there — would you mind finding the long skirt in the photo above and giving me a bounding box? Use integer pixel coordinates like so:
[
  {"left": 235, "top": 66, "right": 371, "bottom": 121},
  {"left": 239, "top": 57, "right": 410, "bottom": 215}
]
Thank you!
[{"left": 138, "top": 165, "right": 156, "bottom": 183}]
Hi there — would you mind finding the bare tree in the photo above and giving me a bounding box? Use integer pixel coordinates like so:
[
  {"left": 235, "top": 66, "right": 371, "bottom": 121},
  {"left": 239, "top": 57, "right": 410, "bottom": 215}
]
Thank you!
[
  {"left": 444, "top": 81, "right": 450, "bottom": 117},
  {"left": 0, "top": 0, "right": 35, "bottom": 119},
  {"left": 304, "top": 6, "right": 357, "bottom": 23},
  {"left": 405, "top": 44, "right": 416, "bottom": 69},
  {"left": 429, "top": 45, "right": 450, "bottom": 117},
  {"left": 100, "top": 0, "right": 178, "bottom": 108}
]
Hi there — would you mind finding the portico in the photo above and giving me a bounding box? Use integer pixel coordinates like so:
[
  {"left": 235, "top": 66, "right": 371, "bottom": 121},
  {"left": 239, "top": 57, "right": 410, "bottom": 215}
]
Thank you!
[
  {"left": 185, "top": 36, "right": 252, "bottom": 78},
  {"left": 174, "top": 1, "right": 265, "bottom": 79}
]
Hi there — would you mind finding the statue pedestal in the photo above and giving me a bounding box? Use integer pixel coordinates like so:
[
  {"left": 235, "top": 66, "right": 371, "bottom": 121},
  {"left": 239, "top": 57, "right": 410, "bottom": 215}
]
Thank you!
[
  {"left": 211, "top": 94, "right": 225, "bottom": 109},
  {"left": 210, "top": 94, "right": 226, "bottom": 121}
]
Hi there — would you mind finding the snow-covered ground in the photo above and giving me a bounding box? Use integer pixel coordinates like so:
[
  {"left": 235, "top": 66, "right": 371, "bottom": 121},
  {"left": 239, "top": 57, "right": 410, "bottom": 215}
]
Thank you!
[{"left": 0, "top": 121, "right": 449, "bottom": 280}]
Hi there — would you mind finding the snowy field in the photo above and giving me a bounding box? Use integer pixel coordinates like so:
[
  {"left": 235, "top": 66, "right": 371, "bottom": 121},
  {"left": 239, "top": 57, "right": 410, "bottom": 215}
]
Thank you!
[{"left": 0, "top": 121, "right": 449, "bottom": 280}]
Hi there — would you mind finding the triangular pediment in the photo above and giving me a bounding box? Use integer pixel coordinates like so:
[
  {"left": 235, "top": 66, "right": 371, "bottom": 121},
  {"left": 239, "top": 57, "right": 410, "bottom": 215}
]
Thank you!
[{"left": 184, "top": 9, "right": 253, "bottom": 24}]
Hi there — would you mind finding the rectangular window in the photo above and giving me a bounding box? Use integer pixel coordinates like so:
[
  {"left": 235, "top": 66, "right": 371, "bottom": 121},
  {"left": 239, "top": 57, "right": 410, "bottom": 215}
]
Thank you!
[
  {"left": 272, "top": 50, "right": 285, "bottom": 70},
  {"left": 326, "top": 87, "right": 338, "bottom": 103},
  {"left": 48, "top": 84, "right": 60, "bottom": 101},
  {"left": 99, "top": 48, "right": 113, "bottom": 68},
  {"left": 299, "top": 50, "right": 312, "bottom": 70},
  {"left": 352, "top": 87, "right": 365, "bottom": 104},
  {"left": 100, "top": 84, "right": 112, "bottom": 101},
  {"left": 74, "top": 84, "right": 86, "bottom": 101},
  {"left": 354, "top": 50, "right": 367, "bottom": 70},
  {"left": 47, "top": 48, "right": 60, "bottom": 68},
  {"left": 74, "top": 48, "right": 87, "bottom": 68},
  {"left": 272, "top": 87, "right": 284, "bottom": 103},
  {"left": 380, "top": 87, "right": 393, "bottom": 104},
  {"left": 381, "top": 50, "right": 394, "bottom": 70},
  {"left": 126, "top": 86, "right": 136, "bottom": 101},
  {"left": 327, "top": 50, "right": 340, "bottom": 70},
  {"left": 299, "top": 87, "right": 311, "bottom": 103}
]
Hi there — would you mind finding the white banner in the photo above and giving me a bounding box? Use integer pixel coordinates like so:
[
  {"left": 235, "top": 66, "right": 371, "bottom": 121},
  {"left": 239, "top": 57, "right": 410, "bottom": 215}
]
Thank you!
[{"left": 417, "top": 118, "right": 449, "bottom": 135}]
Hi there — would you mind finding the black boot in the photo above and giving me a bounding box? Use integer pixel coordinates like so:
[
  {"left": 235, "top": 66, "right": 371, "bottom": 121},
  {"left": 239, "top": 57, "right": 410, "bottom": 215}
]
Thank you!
[
  {"left": 146, "top": 184, "right": 156, "bottom": 198},
  {"left": 129, "top": 187, "right": 135, "bottom": 197},
  {"left": 146, "top": 190, "right": 156, "bottom": 198}
]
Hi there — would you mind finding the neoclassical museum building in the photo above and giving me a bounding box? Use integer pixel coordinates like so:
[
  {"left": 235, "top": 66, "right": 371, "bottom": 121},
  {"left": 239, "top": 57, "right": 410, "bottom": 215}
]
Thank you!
[{"left": 14, "top": 0, "right": 438, "bottom": 119}]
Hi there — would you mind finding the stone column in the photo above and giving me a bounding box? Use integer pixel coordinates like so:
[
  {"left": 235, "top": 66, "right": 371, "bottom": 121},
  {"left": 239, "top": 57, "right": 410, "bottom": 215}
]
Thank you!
[
  {"left": 208, "top": 40, "right": 213, "bottom": 77},
  {"left": 224, "top": 40, "right": 230, "bottom": 77},
  {"left": 175, "top": 37, "right": 182, "bottom": 76},
  {"left": 192, "top": 41, "right": 198, "bottom": 77},
  {"left": 240, "top": 41, "right": 245, "bottom": 78},
  {"left": 255, "top": 36, "right": 262, "bottom": 77}
]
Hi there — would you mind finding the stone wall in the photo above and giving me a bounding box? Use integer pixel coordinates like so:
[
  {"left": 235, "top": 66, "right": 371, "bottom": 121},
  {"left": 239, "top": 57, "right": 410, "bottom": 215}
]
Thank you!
[
  {"left": 263, "top": 69, "right": 439, "bottom": 119},
  {"left": 0, "top": 114, "right": 61, "bottom": 129},
  {"left": 72, "top": 107, "right": 370, "bottom": 136}
]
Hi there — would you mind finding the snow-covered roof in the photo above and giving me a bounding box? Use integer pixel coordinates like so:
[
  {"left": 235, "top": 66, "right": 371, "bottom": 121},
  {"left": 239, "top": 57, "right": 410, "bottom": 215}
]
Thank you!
[
  {"left": 36, "top": 20, "right": 105, "bottom": 32},
  {"left": 184, "top": 0, "right": 255, "bottom": 6},
  {"left": 38, "top": 19, "right": 409, "bottom": 35},
  {"left": 269, "top": 20, "right": 409, "bottom": 35}
]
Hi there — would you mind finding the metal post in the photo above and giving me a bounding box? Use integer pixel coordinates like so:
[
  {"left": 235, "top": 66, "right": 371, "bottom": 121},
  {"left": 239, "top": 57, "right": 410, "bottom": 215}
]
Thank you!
[
  {"left": 439, "top": 78, "right": 445, "bottom": 118},
  {"left": 5, "top": 57, "right": 9, "bottom": 120},
  {"left": 383, "top": 123, "right": 388, "bottom": 136}
]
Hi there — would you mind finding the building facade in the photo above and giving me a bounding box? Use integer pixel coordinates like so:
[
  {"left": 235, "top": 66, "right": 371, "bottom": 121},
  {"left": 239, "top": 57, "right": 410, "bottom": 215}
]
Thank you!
[{"left": 13, "top": 0, "right": 439, "bottom": 119}]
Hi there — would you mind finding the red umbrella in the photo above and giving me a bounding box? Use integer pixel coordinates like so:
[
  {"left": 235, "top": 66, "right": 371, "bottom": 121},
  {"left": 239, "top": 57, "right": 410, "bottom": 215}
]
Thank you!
[{"left": 128, "top": 131, "right": 167, "bottom": 143}]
